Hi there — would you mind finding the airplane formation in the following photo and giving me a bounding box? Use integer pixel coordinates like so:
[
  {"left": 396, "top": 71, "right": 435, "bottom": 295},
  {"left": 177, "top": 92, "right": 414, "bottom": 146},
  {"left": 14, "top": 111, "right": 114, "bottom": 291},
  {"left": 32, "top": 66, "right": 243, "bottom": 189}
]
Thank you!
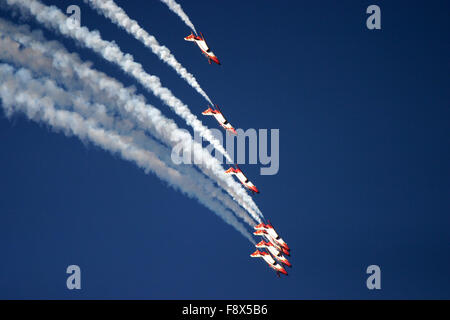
[
  {"left": 184, "top": 31, "right": 259, "bottom": 195},
  {"left": 252, "top": 222, "right": 291, "bottom": 276},
  {"left": 185, "top": 31, "right": 290, "bottom": 277}
]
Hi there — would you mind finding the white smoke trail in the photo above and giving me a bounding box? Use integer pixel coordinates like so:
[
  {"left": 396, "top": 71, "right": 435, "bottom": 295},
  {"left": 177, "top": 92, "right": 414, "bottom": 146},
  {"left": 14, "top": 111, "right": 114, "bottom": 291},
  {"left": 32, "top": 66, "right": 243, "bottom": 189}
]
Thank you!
[
  {"left": 0, "top": 62, "right": 255, "bottom": 242},
  {"left": 5, "top": 0, "right": 232, "bottom": 163},
  {"left": 158, "top": 0, "right": 197, "bottom": 34},
  {"left": 0, "top": 18, "right": 263, "bottom": 223},
  {"left": 85, "top": 0, "right": 213, "bottom": 105}
]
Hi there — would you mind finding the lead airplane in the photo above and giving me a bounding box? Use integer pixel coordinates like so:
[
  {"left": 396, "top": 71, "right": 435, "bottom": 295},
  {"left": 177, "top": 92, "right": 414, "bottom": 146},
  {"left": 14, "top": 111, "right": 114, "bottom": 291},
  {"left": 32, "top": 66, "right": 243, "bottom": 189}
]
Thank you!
[
  {"left": 255, "top": 241, "right": 291, "bottom": 267},
  {"left": 225, "top": 165, "right": 259, "bottom": 194},
  {"left": 202, "top": 105, "right": 237, "bottom": 135},
  {"left": 250, "top": 250, "right": 287, "bottom": 276},
  {"left": 254, "top": 222, "right": 290, "bottom": 251},
  {"left": 184, "top": 32, "right": 221, "bottom": 65}
]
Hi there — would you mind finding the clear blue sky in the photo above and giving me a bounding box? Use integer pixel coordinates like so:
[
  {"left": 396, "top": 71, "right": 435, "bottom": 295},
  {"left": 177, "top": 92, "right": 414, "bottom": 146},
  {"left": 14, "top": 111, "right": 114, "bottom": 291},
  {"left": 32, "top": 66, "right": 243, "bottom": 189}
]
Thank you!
[{"left": 0, "top": 0, "right": 449, "bottom": 299}]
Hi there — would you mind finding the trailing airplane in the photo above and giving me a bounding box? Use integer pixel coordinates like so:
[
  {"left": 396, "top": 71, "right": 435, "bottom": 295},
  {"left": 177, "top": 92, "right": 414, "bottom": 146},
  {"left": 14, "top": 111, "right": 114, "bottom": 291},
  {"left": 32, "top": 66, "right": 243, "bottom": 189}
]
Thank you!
[
  {"left": 184, "top": 32, "right": 221, "bottom": 65},
  {"left": 225, "top": 165, "right": 259, "bottom": 194},
  {"left": 256, "top": 241, "right": 291, "bottom": 267},
  {"left": 253, "top": 230, "right": 290, "bottom": 256},
  {"left": 202, "top": 105, "right": 237, "bottom": 134},
  {"left": 254, "top": 222, "right": 289, "bottom": 251},
  {"left": 250, "top": 250, "right": 287, "bottom": 276}
]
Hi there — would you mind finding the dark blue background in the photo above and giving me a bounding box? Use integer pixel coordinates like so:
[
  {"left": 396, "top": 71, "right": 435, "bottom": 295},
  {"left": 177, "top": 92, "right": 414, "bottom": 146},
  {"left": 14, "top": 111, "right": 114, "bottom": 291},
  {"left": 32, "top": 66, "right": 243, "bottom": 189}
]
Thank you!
[{"left": 0, "top": 0, "right": 449, "bottom": 299}]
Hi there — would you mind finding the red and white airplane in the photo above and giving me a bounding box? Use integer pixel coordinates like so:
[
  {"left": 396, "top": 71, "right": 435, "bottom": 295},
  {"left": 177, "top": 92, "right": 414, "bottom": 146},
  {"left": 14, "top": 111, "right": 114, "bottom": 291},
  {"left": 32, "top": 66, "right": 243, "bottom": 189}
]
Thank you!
[
  {"left": 254, "top": 222, "right": 290, "bottom": 251},
  {"left": 254, "top": 230, "right": 290, "bottom": 256},
  {"left": 184, "top": 32, "right": 220, "bottom": 65},
  {"left": 202, "top": 105, "right": 237, "bottom": 135},
  {"left": 225, "top": 165, "right": 259, "bottom": 194},
  {"left": 250, "top": 250, "right": 288, "bottom": 276},
  {"left": 256, "top": 241, "right": 291, "bottom": 267}
]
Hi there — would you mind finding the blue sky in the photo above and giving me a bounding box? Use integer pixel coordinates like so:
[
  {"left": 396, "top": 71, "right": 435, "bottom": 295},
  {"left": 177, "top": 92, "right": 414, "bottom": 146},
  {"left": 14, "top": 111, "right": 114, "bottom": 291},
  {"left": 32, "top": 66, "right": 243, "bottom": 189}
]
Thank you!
[{"left": 0, "top": 0, "right": 449, "bottom": 299}]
